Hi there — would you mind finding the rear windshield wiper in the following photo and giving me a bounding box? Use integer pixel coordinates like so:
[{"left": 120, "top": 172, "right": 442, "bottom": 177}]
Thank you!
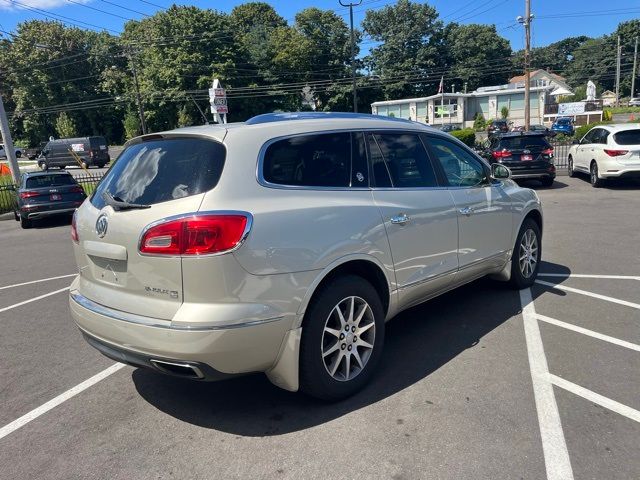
[{"left": 102, "top": 191, "right": 151, "bottom": 211}]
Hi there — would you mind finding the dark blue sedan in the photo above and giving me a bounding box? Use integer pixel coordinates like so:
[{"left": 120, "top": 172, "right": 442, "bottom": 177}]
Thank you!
[
  {"left": 15, "top": 171, "right": 86, "bottom": 229},
  {"left": 551, "top": 117, "right": 575, "bottom": 136}
]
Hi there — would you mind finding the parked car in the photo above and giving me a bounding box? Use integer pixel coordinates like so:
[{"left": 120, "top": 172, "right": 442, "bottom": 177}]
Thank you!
[
  {"left": 37, "top": 136, "right": 110, "bottom": 170},
  {"left": 488, "top": 132, "right": 556, "bottom": 187},
  {"left": 567, "top": 123, "right": 640, "bottom": 187},
  {"left": 25, "top": 141, "right": 48, "bottom": 160},
  {"left": 511, "top": 125, "right": 525, "bottom": 132},
  {"left": 529, "top": 124, "right": 556, "bottom": 137},
  {"left": 551, "top": 117, "right": 575, "bottom": 136},
  {"left": 15, "top": 171, "right": 86, "bottom": 228},
  {"left": 69, "top": 112, "right": 543, "bottom": 400},
  {"left": 439, "top": 124, "right": 461, "bottom": 132},
  {"left": 0, "top": 143, "right": 24, "bottom": 159},
  {"left": 487, "top": 120, "right": 509, "bottom": 137},
  {"left": 628, "top": 98, "right": 640, "bottom": 107}
]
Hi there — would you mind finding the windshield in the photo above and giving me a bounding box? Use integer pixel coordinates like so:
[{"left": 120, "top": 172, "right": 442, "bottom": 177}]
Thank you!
[
  {"left": 26, "top": 175, "right": 76, "bottom": 188},
  {"left": 613, "top": 130, "right": 640, "bottom": 145},
  {"left": 91, "top": 137, "right": 225, "bottom": 210}
]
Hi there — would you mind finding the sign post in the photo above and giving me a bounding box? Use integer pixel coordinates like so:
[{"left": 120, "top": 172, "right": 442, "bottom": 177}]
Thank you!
[{"left": 209, "top": 79, "right": 228, "bottom": 124}]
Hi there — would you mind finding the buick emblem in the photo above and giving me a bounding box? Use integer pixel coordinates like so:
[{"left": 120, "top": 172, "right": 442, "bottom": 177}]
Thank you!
[{"left": 96, "top": 214, "right": 108, "bottom": 238}]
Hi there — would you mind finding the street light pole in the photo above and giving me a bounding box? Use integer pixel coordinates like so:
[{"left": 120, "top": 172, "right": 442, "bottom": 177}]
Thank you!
[
  {"left": 340, "top": 0, "right": 362, "bottom": 113},
  {"left": 125, "top": 48, "right": 147, "bottom": 135}
]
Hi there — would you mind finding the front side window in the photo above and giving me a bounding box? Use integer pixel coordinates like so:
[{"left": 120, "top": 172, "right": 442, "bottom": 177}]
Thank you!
[
  {"left": 428, "top": 136, "right": 487, "bottom": 187},
  {"left": 582, "top": 129, "right": 598, "bottom": 144},
  {"left": 368, "top": 133, "right": 438, "bottom": 188},
  {"left": 91, "top": 137, "right": 226, "bottom": 209},
  {"left": 263, "top": 132, "right": 367, "bottom": 188}
]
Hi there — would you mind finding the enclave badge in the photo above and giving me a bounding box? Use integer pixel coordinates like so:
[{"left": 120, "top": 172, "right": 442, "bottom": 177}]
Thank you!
[{"left": 96, "top": 214, "right": 108, "bottom": 238}]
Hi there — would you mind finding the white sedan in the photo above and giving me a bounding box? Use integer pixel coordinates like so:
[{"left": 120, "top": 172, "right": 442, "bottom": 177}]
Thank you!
[{"left": 567, "top": 124, "right": 640, "bottom": 187}]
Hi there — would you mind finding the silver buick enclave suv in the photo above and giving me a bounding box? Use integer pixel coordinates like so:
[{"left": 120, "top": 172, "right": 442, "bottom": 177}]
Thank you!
[{"left": 69, "top": 112, "right": 543, "bottom": 400}]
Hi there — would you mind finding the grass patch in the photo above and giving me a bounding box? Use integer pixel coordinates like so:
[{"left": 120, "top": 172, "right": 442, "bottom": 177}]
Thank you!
[
  {"left": 0, "top": 175, "right": 17, "bottom": 215},
  {"left": 604, "top": 106, "right": 640, "bottom": 115}
]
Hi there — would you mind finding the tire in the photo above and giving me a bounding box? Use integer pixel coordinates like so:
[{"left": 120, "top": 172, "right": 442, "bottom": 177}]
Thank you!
[
  {"left": 567, "top": 156, "right": 575, "bottom": 177},
  {"left": 15, "top": 151, "right": 22, "bottom": 158},
  {"left": 590, "top": 161, "right": 604, "bottom": 188},
  {"left": 97, "top": 163, "right": 105, "bottom": 169},
  {"left": 39, "top": 161, "right": 48, "bottom": 171},
  {"left": 20, "top": 216, "right": 32, "bottom": 229},
  {"left": 508, "top": 218, "right": 541, "bottom": 289},
  {"left": 299, "top": 275, "right": 385, "bottom": 401},
  {"left": 59, "top": 165, "right": 65, "bottom": 170},
  {"left": 540, "top": 177, "right": 554, "bottom": 187}
]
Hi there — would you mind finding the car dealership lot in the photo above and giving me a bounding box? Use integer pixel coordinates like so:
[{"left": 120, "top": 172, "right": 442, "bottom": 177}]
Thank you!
[{"left": 0, "top": 176, "right": 638, "bottom": 480}]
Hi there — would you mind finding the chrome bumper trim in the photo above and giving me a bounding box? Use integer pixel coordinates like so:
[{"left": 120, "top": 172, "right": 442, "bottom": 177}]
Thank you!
[{"left": 70, "top": 291, "right": 283, "bottom": 331}]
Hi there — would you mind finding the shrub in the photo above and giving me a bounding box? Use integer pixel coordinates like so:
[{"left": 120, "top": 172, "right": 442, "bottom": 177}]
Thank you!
[
  {"left": 602, "top": 110, "right": 613, "bottom": 121},
  {"left": 451, "top": 128, "right": 476, "bottom": 147},
  {"left": 473, "top": 113, "right": 486, "bottom": 131},
  {"left": 500, "top": 106, "right": 509, "bottom": 120},
  {"left": 574, "top": 121, "right": 612, "bottom": 140}
]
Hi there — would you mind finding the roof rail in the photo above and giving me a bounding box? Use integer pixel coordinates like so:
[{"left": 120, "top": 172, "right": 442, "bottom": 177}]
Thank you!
[{"left": 245, "top": 111, "right": 416, "bottom": 125}]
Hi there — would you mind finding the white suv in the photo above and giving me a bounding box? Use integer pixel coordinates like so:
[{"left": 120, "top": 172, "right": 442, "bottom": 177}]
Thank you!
[
  {"left": 568, "top": 124, "right": 640, "bottom": 187},
  {"left": 69, "top": 112, "right": 543, "bottom": 400}
]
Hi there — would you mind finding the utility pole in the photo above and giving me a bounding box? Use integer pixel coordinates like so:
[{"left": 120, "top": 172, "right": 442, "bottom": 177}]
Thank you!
[
  {"left": 0, "top": 92, "right": 20, "bottom": 184},
  {"left": 126, "top": 48, "right": 147, "bottom": 135},
  {"left": 518, "top": 0, "right": 533, "bottom": 131},
  {"left": 340, "top": 0, "right": 362, "bottom": 113},
  {"left": 631, "top": 37, "right": 638, "bottom": 100},
  {"left": 615, "top": 35, "right": 621, "bottom": 108}
]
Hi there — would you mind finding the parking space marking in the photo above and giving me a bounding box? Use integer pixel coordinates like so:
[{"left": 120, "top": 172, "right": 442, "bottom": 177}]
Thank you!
[
  {"left": 0, "top": 363, "right": 125, "bottom": 441},
  {"left": 549, "top": 374, "right": 640, "bottom": 424},
  {"left": 0, "top": 287, "right": 70, "bottom": 314},
  {"left": 0, "top": 274, "right": 76, "bottom": 291},
  {"left": 535, "top": 280, "right": 640, "bottom": 310},
  {"left": 520, "top": 288, "right": 575, "bottom": 480},
  {"left": 536, "top": 314, "right": 640, "bottom": 352},
  {"left": 538, "top": 273, "right": 640, "bottom": 281}
]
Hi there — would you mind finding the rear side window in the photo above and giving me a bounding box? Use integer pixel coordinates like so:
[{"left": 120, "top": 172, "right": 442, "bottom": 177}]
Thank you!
[
  {"left": 263, "top": 132, "right": 368, "bottom": 188},
  {"left": 614, "top": 129, "right": 640, "bottom": 145},
  {"left": 26, "top": 175, "right": 76, "bottom": 188},
  {"left": 91, "top": 137, "right": 225, "bottom": 209},
  {"left": 368, "top": 133, "right": 438, "bottom": 188},
  {"left": 499, "top": 136, "right": 550, "bottom": 150}
]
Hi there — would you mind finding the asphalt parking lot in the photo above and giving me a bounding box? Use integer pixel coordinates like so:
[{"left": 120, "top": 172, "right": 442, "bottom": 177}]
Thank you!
[{"left": 0, "top": 175, "right": 638, "bottom": 480}]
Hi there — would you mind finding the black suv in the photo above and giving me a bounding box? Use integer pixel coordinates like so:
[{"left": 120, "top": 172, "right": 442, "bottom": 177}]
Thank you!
[
  {"left": 15, "top": 171, "right": 86, "bottom": 228},
  {"left": 487, "top": 120, "right": 509, "bottom": 137},
  {"left": 486, "top": 132, "right": 556, "bottom": 187}
]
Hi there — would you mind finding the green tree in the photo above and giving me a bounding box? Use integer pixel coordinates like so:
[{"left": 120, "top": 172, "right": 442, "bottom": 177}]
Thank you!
[
  {"left": 123, "top": 110, "right": 140, "bottom": 139},
  {"left": 55, "top": 112, "right": 76, "bottom": 138},
  {"left": 500, "top": 106, "right": 509, "bottom": 120}
]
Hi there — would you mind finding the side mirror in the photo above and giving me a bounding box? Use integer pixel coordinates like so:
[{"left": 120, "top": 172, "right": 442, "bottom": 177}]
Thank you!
[{"left": 491, "top": 163, "right": 511, "bottom": 180}]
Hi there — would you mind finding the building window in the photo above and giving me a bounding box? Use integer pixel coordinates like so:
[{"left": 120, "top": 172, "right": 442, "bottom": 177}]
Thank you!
[
  {"left": 388, "top": 105, "right": 400, "bottom": 118},
  {"left": 416, "top": 102, "right": 427, "bottom": 118},
  {"left": 435, "top": 99, "right": 457, "bottom": 118}
]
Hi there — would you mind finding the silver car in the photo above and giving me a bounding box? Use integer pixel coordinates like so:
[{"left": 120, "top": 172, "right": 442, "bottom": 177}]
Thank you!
[{"left": 69, "top": 112, "right": 543, "bottom": 400}]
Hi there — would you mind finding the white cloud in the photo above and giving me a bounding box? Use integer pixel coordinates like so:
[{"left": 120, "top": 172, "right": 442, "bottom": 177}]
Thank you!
[{"left": 0, "top": 0, "right": 92, "bottom": 11}]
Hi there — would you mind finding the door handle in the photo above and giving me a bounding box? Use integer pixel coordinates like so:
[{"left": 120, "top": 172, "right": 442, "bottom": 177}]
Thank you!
[
  {"left": 390, "top": 213, "right": 410, "bottom": 225},
  {"left": 458, "top": 206, "right": 474, "bottom": 216}
]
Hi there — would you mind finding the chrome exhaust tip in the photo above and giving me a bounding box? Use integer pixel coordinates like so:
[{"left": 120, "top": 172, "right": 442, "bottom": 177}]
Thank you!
[{"left": 150, "top": 359, "right": 204, "bottom": 379}]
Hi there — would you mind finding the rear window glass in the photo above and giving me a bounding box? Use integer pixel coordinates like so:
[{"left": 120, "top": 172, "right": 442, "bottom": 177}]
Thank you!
[
  {"left": 613, "top": 130, "right": 640, "bottom": 145},
  {"left": 26, "top": 175, "right": 76, "bottom": 188},
  {"left": 91, "top": 137, "right": 225, "bottom": 209},
  {"left": 263, "top": 132, "right": 362, "bottom": 188},
  {"left": 498, "top": 136, "right": 550, "bottom": 150}
]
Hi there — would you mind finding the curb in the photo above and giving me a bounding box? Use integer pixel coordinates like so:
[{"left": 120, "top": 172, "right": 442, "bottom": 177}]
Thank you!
[{"left": 0, "top": 211, "right": 16, "bottom": 221}]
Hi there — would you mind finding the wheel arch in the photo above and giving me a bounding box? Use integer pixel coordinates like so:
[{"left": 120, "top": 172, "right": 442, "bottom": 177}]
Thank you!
[{"left": 522, "top": 208, "right": 543, "bottom": 236}]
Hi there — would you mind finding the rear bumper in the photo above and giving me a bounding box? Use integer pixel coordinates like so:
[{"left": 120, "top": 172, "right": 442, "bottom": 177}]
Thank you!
[
  {"left": 600, "top": 167, "right": 640, "bottom": 179},
  {"left": 23, "top": 207, "right": 78, "bottom": 219},
  {"left": 511, "top": 172, "right": 556, "bottom": 180},
  {"left": 69, "top": 289, "right": 293, "bottom": 378}
]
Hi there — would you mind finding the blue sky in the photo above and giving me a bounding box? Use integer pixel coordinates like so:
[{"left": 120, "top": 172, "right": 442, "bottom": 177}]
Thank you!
[{"left": 0, "top": 0, "right": 638, "bottom": 50}]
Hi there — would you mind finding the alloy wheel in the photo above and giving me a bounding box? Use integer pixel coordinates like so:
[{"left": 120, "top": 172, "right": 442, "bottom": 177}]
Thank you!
[
  {"left": 591, "top": 163, "right": 598, "bottom": 185},
  {"left": 519, "top": 229, "right": 538, "bottom": 279},
  {"left": 321, "top": 296, "right": 375, "bottom": 382}
]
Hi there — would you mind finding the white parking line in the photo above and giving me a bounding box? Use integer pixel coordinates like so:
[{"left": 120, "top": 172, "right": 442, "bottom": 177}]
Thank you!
[
  {"left": 520, "top": 288, "right": 574, "bottom": 480},
  {"left": 538, "top": 273, "right": 640, "bottom": 281},
  {"left": 0, "top": 287, "right": 70, "bottom": 314},
  {"left": 0, "top": 363, "right": 126, "bottom": 441},
  {"left": 549, "top": 374, "right": 640, "bottom": 424},
  {"left": 537, "top": 314, "right": 640, "bottom": 352},
  {"left": 535, "top": 280, "right": 640, "bottom": 310},
  {"left": 0, "top": 274, "right": 77, "bottom": 291}
]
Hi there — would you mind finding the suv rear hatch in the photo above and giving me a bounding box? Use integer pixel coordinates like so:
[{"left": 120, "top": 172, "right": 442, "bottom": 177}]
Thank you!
[
  {"left": 21, "top": 173, "right": 85, "bottom": 213},
  {"left": 611, "top": 129, "right": 640, "bottom": 164},
  {"left": 491, "top": 135, "right": 554, "bottom": 172},
  {"left": 73, "top": 135, "right": 226, "bottom": 320}
]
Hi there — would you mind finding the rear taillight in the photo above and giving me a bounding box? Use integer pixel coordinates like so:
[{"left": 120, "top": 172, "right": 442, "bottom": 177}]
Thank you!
[
  {"left": 70, "top": 185, "right": 85, "bottom": 194},
  {"left": 71, "top": 211, "right": 79, "bottom": 243},
  {"left": 542, "top": 148, "right": 554, "bottom": 155},
  {"left": 604, "top": 149, "right": 629, "bottom": 157},
  {"left": 19, "top": 191, "right": 40, "bottom": 199},
  {"left": 492, "top": 149, "right": 512, "bottom": 159},
  {"left": 139, "top": 214, "right": 250, "bottom": 256}
]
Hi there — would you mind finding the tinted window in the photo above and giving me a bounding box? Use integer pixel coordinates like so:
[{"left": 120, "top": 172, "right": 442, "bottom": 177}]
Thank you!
[
  {"left": 592, "top": 129, "right": 610, "bottom": 144},
  {"left": 498, "top": 136, "right": 550, "bottom": 150},
  {"left": 613, "top": 129, "right": 640, "bottom": 145},
  {"left": 582, "top": 129, "right": 597, "bottom": 143},
  {"left": 428, "top": 136, "right": 487, "bottom": 187},
  {"left": 369, "top": 133, "right": 437, "bottom": 188},
  {"left": 91, "top": 137, "right": 225, "bottom": 209},
  {"left": 26, "top": 175, "right": 76, "bottom": 188},
  {"left": 263, "top": 133, "right": 353, "bottom": 187}
]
